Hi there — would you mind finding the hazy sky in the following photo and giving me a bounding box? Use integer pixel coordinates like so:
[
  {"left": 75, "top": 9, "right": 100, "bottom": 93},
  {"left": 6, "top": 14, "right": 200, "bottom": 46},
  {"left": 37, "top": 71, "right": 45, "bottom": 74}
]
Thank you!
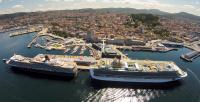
[{"left": 0, "top": 0, "right": 200, "bottom": 16}]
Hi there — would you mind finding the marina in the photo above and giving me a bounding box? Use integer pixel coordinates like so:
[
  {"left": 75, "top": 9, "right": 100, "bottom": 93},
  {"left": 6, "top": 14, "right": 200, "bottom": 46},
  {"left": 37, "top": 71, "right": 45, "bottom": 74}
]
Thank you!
[
  {"left": 63, "top": 48, "right": 71, "bottom": 53},
  {"left": 0, "top": 32, "right": 199, "bottom": 102},
  {"left": 70, "top": 46, "right": 80, "bottom": 54},
  {"left": 9, "top": 27, "right": 41, "bottom": 37},
  {"left": 0, "top": 2, "right": 200, "bottom": 101},
  {"left": 4, "top": 31, "right": 188, "bottom": 83},
  {"left": 79, "top": 46, "right": 87, "bottom": 55}
]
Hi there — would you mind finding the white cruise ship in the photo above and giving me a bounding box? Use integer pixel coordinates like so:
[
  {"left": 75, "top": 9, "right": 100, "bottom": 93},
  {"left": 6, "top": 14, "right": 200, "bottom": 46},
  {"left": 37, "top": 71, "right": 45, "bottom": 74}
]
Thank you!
[
  {"left": 4, "top": 54, "right": 78, "bottom": 77},
  {"left": 90, "top": 58, "right": 187, "bottom": 83}
]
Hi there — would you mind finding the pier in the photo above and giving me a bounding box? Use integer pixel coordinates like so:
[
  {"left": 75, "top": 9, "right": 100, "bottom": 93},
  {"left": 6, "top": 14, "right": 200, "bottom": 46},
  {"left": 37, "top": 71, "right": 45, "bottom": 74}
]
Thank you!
[
  {"left": 116, "top": 45, "right": 177, "bottom": 52},
  {"left": 182, "top": 41, "right": 200, "bottom": 62},
  {"left": 86, "top": 45, "right": 101, "bottom": 59},
  {"left": 27, "top": 33, "right": 65, "bottom": 48},
  {"left": 161, "top": 42, "right": 184, "bottom": 48},
  {"left": 27, "top": 35, "right": 39, "bottom": 48},
  {"left": 9, "top": 27, "right": 41, "bottom": 37},
  {"left": 10, "top": 30, "right": 34, "bottom": 37},
  {"left": 112, "top": 46, "right": 129, "bottom": 59},
  {"left": 181, "top": 51, "right": 200, "bottom": 62},
  {"left": 34, "top": 43, "right": 46, "bottom": 49}
]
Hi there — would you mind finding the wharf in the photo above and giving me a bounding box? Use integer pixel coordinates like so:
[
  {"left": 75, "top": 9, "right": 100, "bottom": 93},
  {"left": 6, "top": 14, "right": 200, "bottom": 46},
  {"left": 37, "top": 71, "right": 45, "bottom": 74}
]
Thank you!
[
  {"left": 10, "top": 31, "right": 34, "bottom": 37},
  {"left": 9, "top": 28, "right": 40, "bottom": 37},
  {"left": 27, "top": 33, "right": 65, "bottom": 48},
  {"left": 0, "top": 26, "right": 27, "bottom": 33},
  {"left": 86, "top": 45, "right": 101, "bottom": 59},
  {"left": 180, "top": 51, "right": 200, "bottom": 62},
  {"left": 116, "top": 46, "right": 177, "bottom": 52},
  {"left": 112, "top": 46, "right": 129, "bottom": 59},
  {"left": 27, "top": 35, "right": 39, "bottom": 48},
  {"left": 161, "top": 42, "right": 184, "bottom": 48}
]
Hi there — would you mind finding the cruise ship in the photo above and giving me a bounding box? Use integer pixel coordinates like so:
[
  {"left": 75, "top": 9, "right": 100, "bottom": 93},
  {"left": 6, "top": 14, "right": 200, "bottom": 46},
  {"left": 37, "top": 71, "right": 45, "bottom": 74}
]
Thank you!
[
  {"left": 4, "top": 54, "right": 78, "bottom": 77},
  {"left": 90, "top": 58, "right": 187, "bottom": 83}
]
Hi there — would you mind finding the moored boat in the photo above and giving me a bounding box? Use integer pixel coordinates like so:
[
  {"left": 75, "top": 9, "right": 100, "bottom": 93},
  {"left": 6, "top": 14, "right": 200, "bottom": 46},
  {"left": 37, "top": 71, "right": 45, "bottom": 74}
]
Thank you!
[
  {"left": 4, "top": 54, "right": 78, "bottom": 78},
  {"left": 90, "top": 58, "right": 187, "bottom": 83}
]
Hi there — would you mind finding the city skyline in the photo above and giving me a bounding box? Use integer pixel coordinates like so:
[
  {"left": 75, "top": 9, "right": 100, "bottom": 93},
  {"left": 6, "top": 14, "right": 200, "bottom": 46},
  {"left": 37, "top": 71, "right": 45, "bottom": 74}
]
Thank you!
[{"left": 0, "top": 0, "right": 200, "bottom": 16}]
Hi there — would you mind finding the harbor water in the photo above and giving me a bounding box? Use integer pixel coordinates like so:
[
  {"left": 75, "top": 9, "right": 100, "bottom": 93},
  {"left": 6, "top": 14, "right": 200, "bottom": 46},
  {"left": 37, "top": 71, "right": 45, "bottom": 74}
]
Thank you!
[{"left": 0, "top": 32, "right": 200, "bottom": 102}]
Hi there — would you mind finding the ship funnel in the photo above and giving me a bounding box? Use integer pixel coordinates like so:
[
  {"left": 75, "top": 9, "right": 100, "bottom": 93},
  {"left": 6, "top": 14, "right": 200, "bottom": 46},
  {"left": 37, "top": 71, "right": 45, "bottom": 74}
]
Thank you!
[{"left": 44, "top": 55, "right": 50, "bottom": 61}]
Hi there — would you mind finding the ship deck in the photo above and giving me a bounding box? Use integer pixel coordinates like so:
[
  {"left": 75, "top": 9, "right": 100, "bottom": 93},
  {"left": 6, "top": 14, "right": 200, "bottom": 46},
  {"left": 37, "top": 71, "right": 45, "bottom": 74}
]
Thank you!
[
  {"left": 97, "top": 58, "right": 180, "bottom": 72},
  {"left": 33, "top": 54, "right": 98, "bottom": 70},
  {"left": 9, "top": 54, "right": 181, "bottom": 71}
]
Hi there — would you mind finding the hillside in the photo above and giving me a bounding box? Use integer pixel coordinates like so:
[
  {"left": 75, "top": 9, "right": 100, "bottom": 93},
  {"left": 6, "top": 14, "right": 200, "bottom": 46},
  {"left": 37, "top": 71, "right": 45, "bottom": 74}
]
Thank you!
[{"left": 0, "top": 8, "right": 200, "bottom": 23}]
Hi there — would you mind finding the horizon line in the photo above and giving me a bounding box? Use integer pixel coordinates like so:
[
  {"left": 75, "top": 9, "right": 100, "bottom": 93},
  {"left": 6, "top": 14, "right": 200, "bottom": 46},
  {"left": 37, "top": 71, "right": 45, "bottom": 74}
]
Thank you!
[{"left": 0, "top": 7, "right": 199, "bottom": 17}]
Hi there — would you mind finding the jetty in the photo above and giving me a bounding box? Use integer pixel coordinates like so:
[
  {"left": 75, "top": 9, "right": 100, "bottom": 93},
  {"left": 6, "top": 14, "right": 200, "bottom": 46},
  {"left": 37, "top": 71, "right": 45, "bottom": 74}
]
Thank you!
[
  {"left": 116, "top": 45, "right": 177, "bottom": 52},
  {"left": 9, "top": 27, "right": 41, "bottom": 37},
  {"left": 79, "top": 46, "right": 86, "bottom": 54},
  {"left": 181, "top": 51, "right": 200, "bottom": 62},
  {"left": 34, "top": 43, "right": 46, "bottom": 49},
  {"left": 64, "top": 48, "right": 71, "bottom": 53},
  {"left": 86, "top": 45, "right": 101, "bottom": 59},
  {"left": 10, "top": 30, "right": 34, "bottom": 37},
  {"left": 27, "top": 29, "right": 65, "bottom": 48},
  {"left": 161, "top": 42, "right": 184, "bottom": 48},
  {"left": 0, "top": 26, "right": 27, "bottom": 33},
  {"left": 70, "top": 46, "right": 79, "bottom": 54},
  {"left": 27, "top": 35, "right": 39, "bottom": 48}
]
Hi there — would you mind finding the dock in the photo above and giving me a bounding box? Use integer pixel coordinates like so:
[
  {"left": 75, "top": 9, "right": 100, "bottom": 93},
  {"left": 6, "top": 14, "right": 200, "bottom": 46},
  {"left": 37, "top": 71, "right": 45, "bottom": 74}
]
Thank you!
[
  {"left": 34, "top": 43, "right": 46, "bottom": 49},
  {"left": 27, "top": 33, "right": 65, "bottom": 48},
  {"left": 180, "top": 51, "right": 200, "bottom": 62},
  {"left": 161, "top": 42, "right": 184, "bottom": 48},
  {"left": 10, "top": 30, "right": 34, "bottom": 37},
  {"left": 9, "top": 27, "right": 41, "bottom": 37},
  {"left": 112, "top": 46, "right": 129, "bottom": 59},
  {"left": 86, "top": 45, "right": 101, "bottom": 59},
  {"left": 27, "top": 35, "right": 39, "bottom": 48},
  {"left": 116, "top": 45, "right": 177, "bottom": 52}
]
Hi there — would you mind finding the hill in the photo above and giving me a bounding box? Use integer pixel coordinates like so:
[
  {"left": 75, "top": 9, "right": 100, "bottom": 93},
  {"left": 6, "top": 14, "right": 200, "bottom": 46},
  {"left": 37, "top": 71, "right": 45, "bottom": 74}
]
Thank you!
[{"left": 0, "top": 8, "right": 200, "bottom": 23}]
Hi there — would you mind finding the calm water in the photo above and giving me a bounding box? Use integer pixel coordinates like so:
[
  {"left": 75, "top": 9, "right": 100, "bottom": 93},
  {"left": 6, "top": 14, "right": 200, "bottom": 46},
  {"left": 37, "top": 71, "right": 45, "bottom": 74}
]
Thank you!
[{"left": 0, "top": 32, "right": 200, "bottom": 102}]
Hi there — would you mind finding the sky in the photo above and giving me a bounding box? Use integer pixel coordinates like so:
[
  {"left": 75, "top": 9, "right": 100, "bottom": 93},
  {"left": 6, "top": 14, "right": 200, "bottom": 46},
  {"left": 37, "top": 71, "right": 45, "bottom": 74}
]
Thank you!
[{"left": 0, "top": 0, "right": 200, "bottom": 16}]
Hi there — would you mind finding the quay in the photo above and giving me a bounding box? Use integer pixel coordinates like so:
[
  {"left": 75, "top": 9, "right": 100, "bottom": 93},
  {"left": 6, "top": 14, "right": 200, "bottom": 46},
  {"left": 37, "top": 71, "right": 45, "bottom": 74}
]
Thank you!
[
  {"left": 180, "top": 51, "right": 200, "bottom": 62},
  {"left": 182, "top": 41, "right": 200, "bottom": 62},
  {"left": 0, "top": 26, "right": 27, "bottom": 33},
  {"left": 9, "top": 28, "right": 41, "bottom": 37},
  {"left": 161, "top": 42, "right": 184, "bottom": 48},
  {"left": 116, "top": 45, "right": 177, "bottom": 52},
  {"left": 10, "top": 30, "right": 34, "bottom": 37},
  {"left": 27, "top": 33, "right": 65, "bottom": 48},
  {"left": 86, "top": 45, "right": 101, "bottom": 59},
  {"left": 91, "top": 43, "right": 128, "bottom": 59},
  {"left": 27, "top": 35, "right": 39, "bottom": 48}
]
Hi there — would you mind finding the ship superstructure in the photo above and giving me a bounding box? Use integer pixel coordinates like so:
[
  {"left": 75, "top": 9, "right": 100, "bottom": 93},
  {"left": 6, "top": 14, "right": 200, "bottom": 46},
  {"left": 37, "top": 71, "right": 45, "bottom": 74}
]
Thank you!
[{"left": 5, "top": 54, "right": 78, "bottom": 77}]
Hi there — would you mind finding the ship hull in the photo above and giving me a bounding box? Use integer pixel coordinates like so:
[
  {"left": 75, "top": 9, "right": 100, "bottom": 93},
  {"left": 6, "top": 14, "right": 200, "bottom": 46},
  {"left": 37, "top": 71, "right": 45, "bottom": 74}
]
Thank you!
[
  {"left": 7, "top": 61, "right": 77, "bottom": 78},
  {"left": 90, "top": 69, "right": 183, "bottom": 83},
  {"left": 11, "top": 66, "right": 77, "bottom": 78}
]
